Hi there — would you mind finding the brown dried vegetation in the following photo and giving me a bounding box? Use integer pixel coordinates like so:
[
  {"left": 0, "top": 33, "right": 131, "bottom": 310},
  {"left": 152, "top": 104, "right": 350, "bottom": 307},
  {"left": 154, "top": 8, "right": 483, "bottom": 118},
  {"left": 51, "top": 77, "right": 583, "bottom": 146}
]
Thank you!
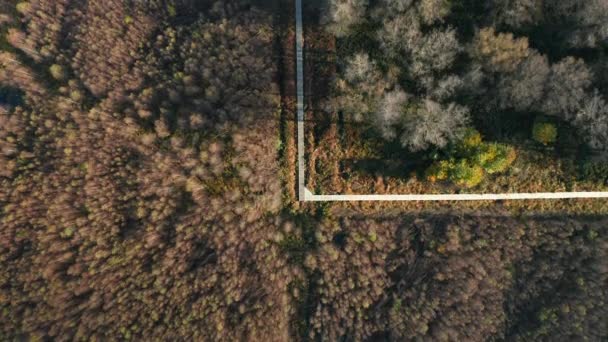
[{"left": 0, "top": 1, "right": 294, "bottom": 340}]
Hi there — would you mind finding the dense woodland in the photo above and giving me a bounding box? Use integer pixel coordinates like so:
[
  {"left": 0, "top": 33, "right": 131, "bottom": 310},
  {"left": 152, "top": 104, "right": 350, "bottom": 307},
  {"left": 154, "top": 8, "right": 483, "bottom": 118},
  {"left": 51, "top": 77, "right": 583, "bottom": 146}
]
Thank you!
[
  {"left": 324, "top": 0, "right": 608, "bottom": 188},
  {"left": 0, "top": 0, "right": 607, "bottom": 341}
]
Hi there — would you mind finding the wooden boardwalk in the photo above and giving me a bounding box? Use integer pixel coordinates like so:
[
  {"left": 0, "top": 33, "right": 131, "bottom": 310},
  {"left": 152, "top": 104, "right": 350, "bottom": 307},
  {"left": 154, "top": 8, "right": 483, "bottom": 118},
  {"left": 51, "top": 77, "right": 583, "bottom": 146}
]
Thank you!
[{"left": 296, "top": 0, "right": 306, "bottom": 201}]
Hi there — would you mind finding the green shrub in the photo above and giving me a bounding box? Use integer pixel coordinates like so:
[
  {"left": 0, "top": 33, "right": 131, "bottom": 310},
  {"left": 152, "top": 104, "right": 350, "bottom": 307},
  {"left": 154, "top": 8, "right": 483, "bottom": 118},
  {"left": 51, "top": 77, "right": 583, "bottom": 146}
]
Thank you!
[
  {"left": 457, "top": 128, "right": 483, "bottom": 153},
  {"left": 532, "top": 122, "right": 557, "bottom": 145},
  {"left": 167, "top": 4, "right": 177, "bottom": 17},
  {"left": 425, "top": 160, "right": 453, "bottom": 183},
  {"left": 424, "top": 129, "right": 516, "bottom": 188},
  {"left": 450, "top": 160, "right": 484, "bottom": 188},
  {"left": 476, "top": 143, "right": 517, "bottom": 174}
]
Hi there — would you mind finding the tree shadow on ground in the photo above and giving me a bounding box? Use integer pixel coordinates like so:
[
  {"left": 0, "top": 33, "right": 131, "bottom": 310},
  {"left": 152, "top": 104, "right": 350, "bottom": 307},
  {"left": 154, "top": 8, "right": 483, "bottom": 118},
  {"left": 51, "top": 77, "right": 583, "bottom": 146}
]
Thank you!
[{"left": 0, "top": 86, "right": 24, "bottom": 107}]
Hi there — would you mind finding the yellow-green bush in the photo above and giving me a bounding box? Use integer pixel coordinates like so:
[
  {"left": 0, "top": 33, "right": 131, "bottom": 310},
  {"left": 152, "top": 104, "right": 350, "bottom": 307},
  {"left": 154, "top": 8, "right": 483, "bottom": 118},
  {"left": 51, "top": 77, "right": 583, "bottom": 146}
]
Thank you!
[
  {"left": 425, "top": 160, "right": 453, "bottom": 182},
  {"left": 476, "top": 143, "right": 517, "bottom": 174},
  {"left": 49, "top": 64, "right": 65, "bottom": 81},
  {"left": 532, "top": 122, "right": 557, "bottom": 145},
  {"left": 458, "top": 128, "right": 483, "bottom": 153},
  {"left": 452, "top": 160, "right": 485, "bottom": 188},
  {"left": 425, "top": 129, "right": 516, "bottom": 188}
]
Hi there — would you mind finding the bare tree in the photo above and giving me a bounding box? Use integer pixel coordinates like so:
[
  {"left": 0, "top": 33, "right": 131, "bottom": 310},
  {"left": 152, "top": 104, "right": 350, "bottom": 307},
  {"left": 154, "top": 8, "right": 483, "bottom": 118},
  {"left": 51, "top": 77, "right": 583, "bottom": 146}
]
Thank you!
[
  {"left": 545, "top": 0, "right": 608, "bottom": 48},
  {"left": 574, "top": 90, "right": 608, "bottom": 150},
  {"left": 541, "top": 57, "right": 592, "bottom": 119},
  {"left": 375, "top": 87, "right": 410, "bottom": 139},
  {"left": 496, "top": 52, "right": 550, "bottom": 111},
  {"left": 410, "top": 28, "right": 462, "bottom": 80},
  {"left": 402, "top": 99, "right": 470, "bottom": 151},
  {"left": 377, "top": 12, "right": 421, "bottom": 57},
  {"left": 323, "top": 0, "right": 369, "bottom": 37}
]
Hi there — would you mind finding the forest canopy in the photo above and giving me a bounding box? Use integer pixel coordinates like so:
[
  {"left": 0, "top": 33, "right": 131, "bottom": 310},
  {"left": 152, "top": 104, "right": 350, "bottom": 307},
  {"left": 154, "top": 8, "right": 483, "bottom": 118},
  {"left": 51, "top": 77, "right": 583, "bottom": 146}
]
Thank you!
[{"left": 0, "top": 0, "right": 607, "bottom": 341}]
